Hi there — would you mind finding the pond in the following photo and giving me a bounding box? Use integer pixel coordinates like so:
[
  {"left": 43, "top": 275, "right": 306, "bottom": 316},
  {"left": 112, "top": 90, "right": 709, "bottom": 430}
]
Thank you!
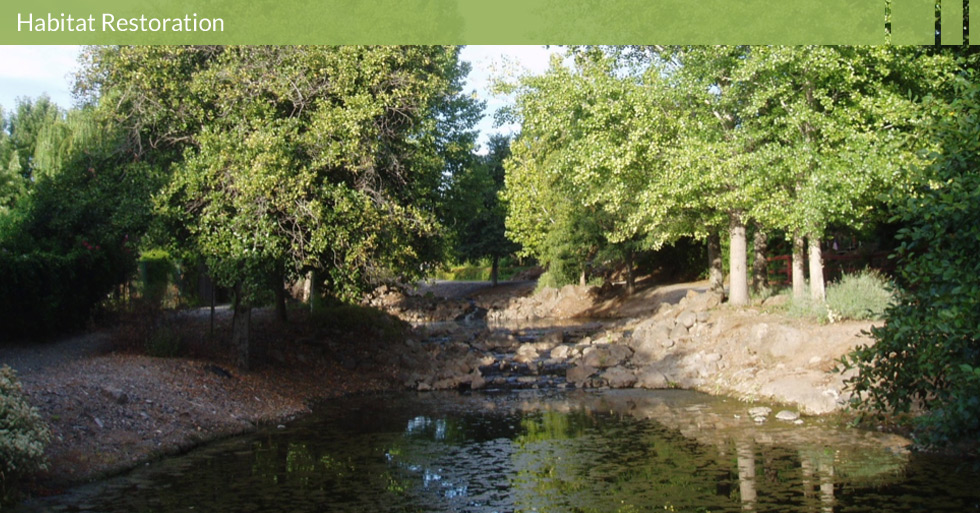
[{"left": 18, "top": 389, "right": 980, "bottom": 513}]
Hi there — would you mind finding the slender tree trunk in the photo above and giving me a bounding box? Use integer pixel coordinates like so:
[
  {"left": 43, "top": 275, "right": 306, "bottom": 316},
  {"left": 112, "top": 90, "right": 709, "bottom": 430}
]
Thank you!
[
  {"left": 707, "top": 231, "right": 725, "bottom": 299},
  {"left": 728, "top": 216, "right": 749, "bottom": 306},
  {"left": 792, "top": 232, "right": 807, "bottom": 299},
  {"left": 808, "top": 234, "right": 826, "bottom": 302},
  {"left": 209, "top": 276, "right": 215, "bottom": 342},
  {"left": 231, "top": 284, "right": 252, "bottom": 370},
  {"left": 751, "top": 226, "right": 769, "bottom": 294},
  {"left": 491, "top": 255, "right": 500, "bottom": 287},
  {"left": 625, "top": 247, "right": 635, "bottom": 296},
  {"left": 274, "top": 269, "right": 288, "bottom": 324}
]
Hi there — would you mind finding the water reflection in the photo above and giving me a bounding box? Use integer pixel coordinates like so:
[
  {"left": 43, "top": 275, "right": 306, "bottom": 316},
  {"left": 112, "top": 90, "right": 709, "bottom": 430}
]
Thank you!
[{"left": 16, "top": 390, "right": 980, "bottom": 513}]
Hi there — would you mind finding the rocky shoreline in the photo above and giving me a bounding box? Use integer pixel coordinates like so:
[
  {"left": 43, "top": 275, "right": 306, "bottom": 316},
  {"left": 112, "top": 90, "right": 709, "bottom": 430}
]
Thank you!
[{"left": 9, "top": 280, "right": 876, "bottom": 492}]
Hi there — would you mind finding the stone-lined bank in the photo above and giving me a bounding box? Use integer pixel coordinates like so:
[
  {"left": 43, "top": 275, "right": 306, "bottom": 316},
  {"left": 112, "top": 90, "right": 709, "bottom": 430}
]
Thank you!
[{"left": 392, "top": 288, "right": 872, "bottom": 416}]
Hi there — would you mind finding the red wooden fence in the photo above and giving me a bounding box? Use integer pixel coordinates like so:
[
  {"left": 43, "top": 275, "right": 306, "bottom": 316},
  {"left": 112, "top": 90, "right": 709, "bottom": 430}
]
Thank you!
[{"left": 767, "top": 250, "right": 894, "bottom": 285}]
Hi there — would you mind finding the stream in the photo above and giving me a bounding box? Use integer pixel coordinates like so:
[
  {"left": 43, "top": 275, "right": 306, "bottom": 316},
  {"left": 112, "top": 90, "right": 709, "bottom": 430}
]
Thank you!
[{"left": 17, "top": 389, "right": 980, "bottom": 513}]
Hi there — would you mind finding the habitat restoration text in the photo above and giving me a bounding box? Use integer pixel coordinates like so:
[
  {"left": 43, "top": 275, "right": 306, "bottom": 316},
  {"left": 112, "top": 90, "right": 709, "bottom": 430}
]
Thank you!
[{"left": 17, "top": 12, "right": 224, "bottom": 32}]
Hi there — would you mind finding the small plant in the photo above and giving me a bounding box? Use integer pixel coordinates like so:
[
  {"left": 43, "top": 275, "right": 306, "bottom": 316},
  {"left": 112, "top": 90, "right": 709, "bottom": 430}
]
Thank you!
[
  {"left": 784, "top": 291, "right": 830, "bottom": 324},
  {"left": 0, "top": 365, "right": 50, "bottom": 505},
  {"left": 825, "top": 270, "right": 893, "bottom": 321},
  {"left": 146, "top": 324, "right": 183, "bottom": 357}
]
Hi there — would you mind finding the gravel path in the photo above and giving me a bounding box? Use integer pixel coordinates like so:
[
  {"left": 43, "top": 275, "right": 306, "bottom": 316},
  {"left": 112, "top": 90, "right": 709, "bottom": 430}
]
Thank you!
[{"left": 0, "top": 331, "right": 114, "bottom": 375}]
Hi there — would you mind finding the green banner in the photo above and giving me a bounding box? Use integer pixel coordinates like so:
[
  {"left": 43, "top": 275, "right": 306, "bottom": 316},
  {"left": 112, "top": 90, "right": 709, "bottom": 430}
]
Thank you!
[{"left": 0, "top": 0, "right": 894, "bottom": 44}]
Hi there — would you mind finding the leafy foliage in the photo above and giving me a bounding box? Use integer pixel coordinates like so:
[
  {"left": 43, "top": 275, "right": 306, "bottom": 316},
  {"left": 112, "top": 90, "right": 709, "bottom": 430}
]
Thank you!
[
  {"left": 842, "top": 68, "right": 980, "bottom": 446},
  {"left": 0, "top": 108, "right": 157, "bottom": 339},
  {"left": 0, "top": 365, "right": 50, "bottom": 503},
  {"left": 443, "top": 134, "right": 519, "bottom": 284},
  {"left": 825, "top": 270, "right": 894, "bottom": 322}
]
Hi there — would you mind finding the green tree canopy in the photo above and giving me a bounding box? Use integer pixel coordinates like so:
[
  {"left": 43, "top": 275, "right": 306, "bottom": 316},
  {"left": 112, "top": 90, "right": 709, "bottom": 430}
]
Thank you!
[{"left": 78, "top": 45, "right": 477, "bottom": 367}]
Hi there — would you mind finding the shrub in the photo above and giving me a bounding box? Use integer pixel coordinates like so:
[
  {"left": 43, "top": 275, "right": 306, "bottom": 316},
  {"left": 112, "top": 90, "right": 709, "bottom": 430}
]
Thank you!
[
  {"left": 825, "top": 270, "right": 894, "bottom": 321},
  {"left": 145, "top": 324, "right": 183, "bottom": 358},
  {"left": 0, "top": 365, "right": 50, "bottom": 503},
  {"left": 841, "top": 70, "right": 980, "bottom": 447},
  {"left": 311, "top": 303, "right": 408, "bottom": 343}
]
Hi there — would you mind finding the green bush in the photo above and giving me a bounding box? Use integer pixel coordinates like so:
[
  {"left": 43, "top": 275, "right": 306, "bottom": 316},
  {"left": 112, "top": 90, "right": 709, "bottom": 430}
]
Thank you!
[
  {"left": 841, "top": 70, "right": 980, "bottom": 447},
  {"left": 825, "top": 270, "right": 893, "bottom": 321},
  {"left": 146, "top": 324, "right": 183, "bottom": 357},
  {"left": 784, "top": 291, "right": 830, "bottom": 324},
  {"left": 0, "top": 365, "right": 50, "bottom": 504},
  {"left": 311, "top": 303, "right": 408, "bottom": 343}
]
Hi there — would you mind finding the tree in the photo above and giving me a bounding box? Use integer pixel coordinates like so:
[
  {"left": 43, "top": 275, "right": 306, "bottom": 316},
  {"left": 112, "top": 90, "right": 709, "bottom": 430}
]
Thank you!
[
  {"left": 0, "top": 108, "right": 158, "bottom": 339},
  {"left": 444, "top": 134, "right": 519, "bottom": 286},
  {"left": 80, "top": 45, "right": 477, "bottom": 368},
  {"left": 842, "top": 66, "right": 980, "bottom": 446},
  {"left": 738, "top": 46, "right": 956, "bottom": 301},
  {"left": 501, "top": 52, "right": 684, "bottom": 291}
]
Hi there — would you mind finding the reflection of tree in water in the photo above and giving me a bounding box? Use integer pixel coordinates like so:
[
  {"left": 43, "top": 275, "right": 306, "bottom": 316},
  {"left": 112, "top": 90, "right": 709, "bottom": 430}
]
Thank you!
[{"left": 510, "top": 408, "right": 735, "bottom": 512}]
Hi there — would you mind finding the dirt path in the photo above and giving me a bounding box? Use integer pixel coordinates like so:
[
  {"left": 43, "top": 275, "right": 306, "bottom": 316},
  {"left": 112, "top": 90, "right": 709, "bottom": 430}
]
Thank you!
[{"left": 0, "top": 332, "right": 114, "bottom": 374}]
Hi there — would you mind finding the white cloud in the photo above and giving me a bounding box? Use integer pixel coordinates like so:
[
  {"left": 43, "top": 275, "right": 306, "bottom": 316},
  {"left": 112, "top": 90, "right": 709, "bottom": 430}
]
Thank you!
[{"left": 0, "top": 45, "right": 81, "bottom": 109}]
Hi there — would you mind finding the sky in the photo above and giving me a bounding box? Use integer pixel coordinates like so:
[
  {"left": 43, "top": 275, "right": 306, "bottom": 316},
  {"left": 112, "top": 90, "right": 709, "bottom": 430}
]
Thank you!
[{"left": 0, "top": 45, "right": 562, "bottom": 150}]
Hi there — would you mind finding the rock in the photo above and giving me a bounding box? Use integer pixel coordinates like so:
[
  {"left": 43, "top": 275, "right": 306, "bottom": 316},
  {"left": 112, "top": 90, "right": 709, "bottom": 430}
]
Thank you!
[
  {"left": 469, "top": 371, "right": 486, "bottom": 390},
  {"left": 101, "top": 386, "right": 129, "bottom": 405},
  {"left": 550, "top": 345, "right": 572, "bottom": 360},
  {"left": 634, "top": 368, "right": 669, "bottom": 389},
  {"left": 759, "top": 374, "right": 841, "bottom": 414},
  {"left": 704, "top": 353, "right": 722, "bottom": 363},
  {"left": 748, "top": 406, "right": 771, "bottom": 419},
  {"left": 677, "top": 310, "right": 698, "bottom": 329},
  {"left": 602, "top": 366, "right": 637, "bottom": 388},
  {"left": 763, "top": 294, "right": 790, "bottom": 308},
  {"left": 629, "top": 320, "right": 671, "bottom": 350},
  {"left": 582, "top": 344, "right": 632, "bottom": 368},
  {"left": 628, "top": 337, "right": 664, "bottom": 366},
  {"left": 517, "top": 343, "right": 540, "bottom": 358},
  {"left": 566, "top": 364, "right": 597, "bottom": 387},
  {"left": 775, "top": 410, "right": 800, "bottom": 421},
  {"left": 686, "top": 291, "right": 723, "bottom": 312},
  {"left": 695, "top": 311, "right": 711, "bottom": 323},
  {"left": 669, "top": 323, "right": 689, "bottom": 341}
]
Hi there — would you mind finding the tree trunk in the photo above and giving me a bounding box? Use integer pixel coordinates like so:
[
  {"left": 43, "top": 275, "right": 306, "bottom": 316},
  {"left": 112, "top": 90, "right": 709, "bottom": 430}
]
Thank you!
[
  {"left": 625, "top": 247, "right": 635, "bottom": 296},
  {"left": 728, "top": 216, "right": 749, "bottom": 306},
  {"left": 707, "top": 231, "right": 725, "bottom": 299},
  {"left": 209, "top": 277, "right": 216, "bottom": 342},
  {"left": 792, "top": 232, "right": 807, "bottom": 299},
  {"left": 274, "top": 268, "right": 288, "bottom": 324},
  {"left": 231, "top": 285, "right": 252, "bottom": 370},
  {"left": 491, "top": 255, "right": 500, "bottom": 287},
  {"left": 808, "top": 234, "right": 826, "bottom": 302},
  {"left": 751, "top": 226, "right": 769, "bottom": 294}
]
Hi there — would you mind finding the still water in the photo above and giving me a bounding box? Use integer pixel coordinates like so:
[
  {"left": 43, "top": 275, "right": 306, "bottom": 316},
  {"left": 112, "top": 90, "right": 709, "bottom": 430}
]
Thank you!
[{"left": 20, "top": 389, "right": 980, "bottom": 513}]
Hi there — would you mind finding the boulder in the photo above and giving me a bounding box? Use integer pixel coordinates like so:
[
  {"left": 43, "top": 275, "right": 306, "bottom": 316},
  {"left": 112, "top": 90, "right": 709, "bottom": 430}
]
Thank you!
[
  {"left": 676, "top": 310, "right": 698, "bottom": 329},
  {"left": 634, "top": 368, "right": 669, "bottom": 389},
  {"left": 602, "top": 366, "right": 637, "bottom": 388},
  {"left": 550, "top": 344, "right": 572, "bottom": 361},
  {"left": 582, "top": 344, "right": 632, "bottom": 368},
  {"left": 566, "top": 364, "right": 597, "bottom": 387},
  {"left": 669, "top": 322, "right": 689, "bottom": 341}
]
